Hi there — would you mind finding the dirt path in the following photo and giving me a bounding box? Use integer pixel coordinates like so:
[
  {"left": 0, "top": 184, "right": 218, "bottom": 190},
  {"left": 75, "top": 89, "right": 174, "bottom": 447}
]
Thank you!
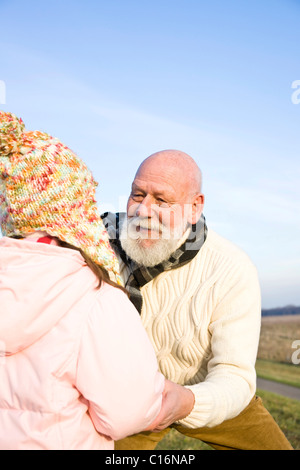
[{"left": 257, "top": 377, "right": 300, "bottom": 401}]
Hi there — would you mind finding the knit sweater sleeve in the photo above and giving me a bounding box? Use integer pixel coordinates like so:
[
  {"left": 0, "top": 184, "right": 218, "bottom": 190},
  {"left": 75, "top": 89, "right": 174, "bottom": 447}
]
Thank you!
[{"left": 177, "top": 258, "right": 261, "bottom": 429}]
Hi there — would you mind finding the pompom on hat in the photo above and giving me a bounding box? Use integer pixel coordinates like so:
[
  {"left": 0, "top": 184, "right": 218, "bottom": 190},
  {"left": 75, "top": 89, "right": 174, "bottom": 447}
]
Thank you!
[{"left": 0, "top": 111, "right": 122, "bottom": 285}]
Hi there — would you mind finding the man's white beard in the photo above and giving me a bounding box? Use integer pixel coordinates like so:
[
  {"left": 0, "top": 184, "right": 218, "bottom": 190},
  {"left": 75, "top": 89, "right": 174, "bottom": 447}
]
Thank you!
[{"left": 119, "top": 216, "right": 189, "bottom": 267}]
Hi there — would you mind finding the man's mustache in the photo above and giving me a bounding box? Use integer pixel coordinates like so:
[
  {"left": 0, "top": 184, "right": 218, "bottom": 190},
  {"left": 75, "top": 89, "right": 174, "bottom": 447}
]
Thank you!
[
  {"left": 124, "top": 216, "right": 171, "bottom": 240},
  {"left": 123, "top": 216, "right": 188, "bottom": 241},
  {"left": 129, "top": 217, "right": 163, "bottom": 232}
]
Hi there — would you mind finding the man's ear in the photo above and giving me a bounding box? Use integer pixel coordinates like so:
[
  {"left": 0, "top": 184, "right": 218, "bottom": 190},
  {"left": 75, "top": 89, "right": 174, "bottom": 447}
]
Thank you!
[{"left": 188, "top": 193, "right": 205, "bottom": 225}]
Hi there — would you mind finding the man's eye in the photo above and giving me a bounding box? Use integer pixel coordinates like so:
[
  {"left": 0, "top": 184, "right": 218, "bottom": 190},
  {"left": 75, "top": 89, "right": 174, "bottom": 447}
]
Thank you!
[
  {"left": 156, "top": 198, "right": 171, "bottom": 208},
  {"left": 131, "top": 193, "right": 144, "bottom": 201}
]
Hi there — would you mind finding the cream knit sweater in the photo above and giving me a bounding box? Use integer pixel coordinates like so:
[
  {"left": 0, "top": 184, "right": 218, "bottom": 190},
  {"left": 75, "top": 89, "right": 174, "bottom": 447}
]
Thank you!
[{"left": 119, "top": 228, "right": 261, "bottom": 429}]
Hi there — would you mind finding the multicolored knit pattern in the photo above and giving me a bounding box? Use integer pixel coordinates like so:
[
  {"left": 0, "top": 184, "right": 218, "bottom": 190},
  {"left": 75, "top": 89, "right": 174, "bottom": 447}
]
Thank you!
[{"left": 0, "top": 111, "right": 122, "bottom": 285}]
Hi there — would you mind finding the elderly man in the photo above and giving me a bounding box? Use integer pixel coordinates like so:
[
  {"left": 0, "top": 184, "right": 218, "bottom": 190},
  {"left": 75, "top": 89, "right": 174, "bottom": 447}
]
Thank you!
[{"left": 102, "top": 150, "right": 293, "bottom": 450}]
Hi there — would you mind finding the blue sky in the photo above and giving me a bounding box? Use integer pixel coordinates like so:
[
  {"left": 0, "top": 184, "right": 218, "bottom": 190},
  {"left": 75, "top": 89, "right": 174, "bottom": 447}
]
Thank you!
[{"left": 0, "top": 0, "right": 299, "bottom": 308}]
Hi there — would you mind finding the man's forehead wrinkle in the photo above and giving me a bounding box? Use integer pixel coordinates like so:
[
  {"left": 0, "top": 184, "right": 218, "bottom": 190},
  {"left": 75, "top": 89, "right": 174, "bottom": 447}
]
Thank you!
[
  {"left": 135, "top": 150, "right": 202, "bottom": 195},
  {"left": 132, "top": 173, "right": 183, "bottom": 200}
]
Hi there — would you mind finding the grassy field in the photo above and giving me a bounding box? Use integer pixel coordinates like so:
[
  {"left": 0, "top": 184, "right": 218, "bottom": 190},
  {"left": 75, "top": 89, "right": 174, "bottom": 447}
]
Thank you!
[
  {"left": 255, "top": 359, "right": 300, "bottom": 388},
  {"left": 256, "top": 314, "right": 300, "bottom": 388},
  {"left": 257, "top": 314, "right": 300, "bottom": 364},
  {"left": 156, "top": 315, "right": 300, "bottom": 450}
]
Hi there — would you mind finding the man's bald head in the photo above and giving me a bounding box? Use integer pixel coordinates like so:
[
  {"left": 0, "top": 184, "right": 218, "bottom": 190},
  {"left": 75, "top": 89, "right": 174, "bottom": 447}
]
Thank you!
[{"left": 135, "top": 149, "right": 203, "bottom": 197}]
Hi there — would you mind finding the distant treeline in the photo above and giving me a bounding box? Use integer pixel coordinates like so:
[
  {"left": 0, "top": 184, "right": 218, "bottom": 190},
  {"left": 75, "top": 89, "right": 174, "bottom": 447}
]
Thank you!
[{"left": 262, "top": 305, "right": 300, "bottom": 317}]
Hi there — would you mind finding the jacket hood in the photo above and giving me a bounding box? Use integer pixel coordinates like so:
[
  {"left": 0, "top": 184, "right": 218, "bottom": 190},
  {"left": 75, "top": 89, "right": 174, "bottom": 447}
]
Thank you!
[{"left": 0, "top": 237, "right": 97, "bottom": 355}]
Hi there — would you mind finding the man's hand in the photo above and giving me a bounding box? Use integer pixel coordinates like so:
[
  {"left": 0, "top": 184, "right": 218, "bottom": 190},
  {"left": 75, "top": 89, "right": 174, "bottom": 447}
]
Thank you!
[{"left": 146, "top": 379, "right": 195, "bottom": 432}]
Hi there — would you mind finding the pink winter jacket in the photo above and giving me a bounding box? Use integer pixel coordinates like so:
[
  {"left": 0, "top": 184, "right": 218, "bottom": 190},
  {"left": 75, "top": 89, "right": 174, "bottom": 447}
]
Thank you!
[{"left": 0, "top": 237, "right": 165, "bottom": 450}]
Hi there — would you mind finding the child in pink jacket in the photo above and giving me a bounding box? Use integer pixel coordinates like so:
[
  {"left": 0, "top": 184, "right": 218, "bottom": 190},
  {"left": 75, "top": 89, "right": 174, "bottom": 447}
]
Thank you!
[{"left": 0, "top": 111, "right": 165, "bottom": 450}]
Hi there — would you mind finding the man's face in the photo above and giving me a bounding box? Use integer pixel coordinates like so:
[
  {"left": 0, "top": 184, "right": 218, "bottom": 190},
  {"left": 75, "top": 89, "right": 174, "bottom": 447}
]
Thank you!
[
  {"left": 119, "top": 157, "right": 204, "bottom": 267},
  {"left": 126, "top": 166, "right": 192, "bottom": 249}
]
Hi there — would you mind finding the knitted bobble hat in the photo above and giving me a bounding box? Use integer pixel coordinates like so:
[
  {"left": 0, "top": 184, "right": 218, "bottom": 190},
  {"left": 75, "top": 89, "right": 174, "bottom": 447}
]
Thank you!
[{"left": 0, "top": 111, "right": 122, "bottom": 285}]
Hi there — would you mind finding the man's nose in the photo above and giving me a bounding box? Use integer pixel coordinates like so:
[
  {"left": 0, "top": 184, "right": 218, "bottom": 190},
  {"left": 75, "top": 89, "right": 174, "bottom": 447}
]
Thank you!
[{"left": 136, "top": 195, "right": 153, "bottom": 218}]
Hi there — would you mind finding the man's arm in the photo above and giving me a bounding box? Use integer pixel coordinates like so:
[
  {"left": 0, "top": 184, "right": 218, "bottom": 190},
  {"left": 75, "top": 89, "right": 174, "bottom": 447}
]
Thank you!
[
  {"left": 149, "top": 260, "right": 261, "bottom": 431},
  {"left": 177, "top": 262, "right": 261, "bottom": 429}
]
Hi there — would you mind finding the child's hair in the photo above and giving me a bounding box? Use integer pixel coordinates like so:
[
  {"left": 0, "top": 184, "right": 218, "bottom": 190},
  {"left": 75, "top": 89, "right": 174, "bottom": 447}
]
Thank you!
[{"left": 58, "top": 240, "right": 128, "bottom": 296}]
